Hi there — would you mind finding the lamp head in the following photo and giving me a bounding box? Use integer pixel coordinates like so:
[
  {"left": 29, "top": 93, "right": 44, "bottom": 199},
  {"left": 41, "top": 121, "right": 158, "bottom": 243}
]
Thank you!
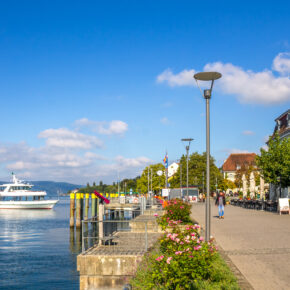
[
  {"left": 193, "top": 71, "right": 222, "bottom": 99},
  {"left": 204, "top": 89, "right": 211, "bottom": 99},
  {"left": 194, "top": 72, "right": 222, "bottom": 81}
]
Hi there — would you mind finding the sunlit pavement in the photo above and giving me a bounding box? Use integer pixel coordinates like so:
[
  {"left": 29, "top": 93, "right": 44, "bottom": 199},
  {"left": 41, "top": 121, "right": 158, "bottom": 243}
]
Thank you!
[{"left": 191, "top": 201, "right": 290, "bottom": 290}]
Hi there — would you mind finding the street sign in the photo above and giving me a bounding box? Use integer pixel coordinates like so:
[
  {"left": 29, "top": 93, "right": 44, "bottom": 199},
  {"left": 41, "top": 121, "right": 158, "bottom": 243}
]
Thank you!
[{"left": 162, "top": 188, "right": 169, "bottom": 197}]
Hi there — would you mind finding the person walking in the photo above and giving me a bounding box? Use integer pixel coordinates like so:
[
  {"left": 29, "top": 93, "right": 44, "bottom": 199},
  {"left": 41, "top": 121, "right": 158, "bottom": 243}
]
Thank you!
[{"left": 215, "top": 191, "right": 226, "bottom": 219}]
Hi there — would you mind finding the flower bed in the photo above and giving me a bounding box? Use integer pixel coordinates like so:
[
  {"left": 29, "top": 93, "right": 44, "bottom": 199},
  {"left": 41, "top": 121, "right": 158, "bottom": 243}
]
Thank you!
[
  {"left": 130, "top": 198, "right": 239, "bottom": 289},
  {"left": 157, "top": 198, "right": 192, "bottom": 230}
]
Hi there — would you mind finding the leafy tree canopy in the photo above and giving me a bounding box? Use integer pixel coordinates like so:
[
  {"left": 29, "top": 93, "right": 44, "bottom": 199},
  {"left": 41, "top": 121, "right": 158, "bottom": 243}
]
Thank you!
[
  {"left": 256, "top": 134, "right": 290, "bottom": 188},
  {"left": 170, "top": 152, "right": 223, "bottom": 192},
  {"left": 136, "top": 163, "right": 165, "bottom": 194},
  {"left": 219, "top": 179, "right": 236, "bottom": 191}
]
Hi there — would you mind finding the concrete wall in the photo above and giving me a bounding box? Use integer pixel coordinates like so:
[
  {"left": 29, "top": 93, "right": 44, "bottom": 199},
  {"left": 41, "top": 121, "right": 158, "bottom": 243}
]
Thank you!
[{"left": 77, "top": 254, "right": 143, "bottom": 290}]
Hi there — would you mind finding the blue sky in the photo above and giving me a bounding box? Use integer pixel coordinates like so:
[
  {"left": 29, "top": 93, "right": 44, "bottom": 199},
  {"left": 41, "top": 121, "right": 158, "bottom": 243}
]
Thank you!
[{"left": 0, "top": 1, "right": 289, "bottom": 184}]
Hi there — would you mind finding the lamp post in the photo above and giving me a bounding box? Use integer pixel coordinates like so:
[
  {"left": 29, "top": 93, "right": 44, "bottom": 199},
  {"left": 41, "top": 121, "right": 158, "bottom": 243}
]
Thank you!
[
  {"left": 147, "top": 167, "right": 150, "bottom": 196},
  {"left": 181, "top": 138, "right": 194, "bottom": 201},
  {"left": 194, "top": 71, "right": 222, "bottom": 242},
  {"left": 180, "top": 162, "right": 182, "bottom": 198},
  {"left": 150, "top": 168, "right": 153, "bottom": 195}
]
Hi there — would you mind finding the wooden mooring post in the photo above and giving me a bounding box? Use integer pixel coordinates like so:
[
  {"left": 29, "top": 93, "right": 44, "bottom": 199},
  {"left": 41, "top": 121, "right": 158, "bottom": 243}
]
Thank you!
[
  {"left": 72, "top": 191, "right": 108, "bottom": 230},
  {"left": 91, "top": 193, "right": 96, "bottom": 217},
  {"left": 76, "top": 193, "right": 82, "bottom": 228},
  {"left": 84, "top": 193, "right": 90, "bottom": 220},
  {"left": 70, "top": 193, "right": 75, "bottom": 227},
  {"left": 80, "top": 193, "right": 84, "bottom": 221},
  {"left": 98, "top": 203, "right": 104, "bottom": 245}
]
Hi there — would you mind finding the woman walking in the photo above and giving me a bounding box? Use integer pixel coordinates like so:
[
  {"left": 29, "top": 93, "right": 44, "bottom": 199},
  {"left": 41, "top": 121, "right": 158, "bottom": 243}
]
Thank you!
[{"left": 215, "top": 191, "right": 226, "bottom": 219}]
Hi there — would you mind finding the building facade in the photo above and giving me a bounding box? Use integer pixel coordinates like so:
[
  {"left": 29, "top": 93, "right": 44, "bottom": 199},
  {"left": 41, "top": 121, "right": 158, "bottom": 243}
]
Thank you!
[
  {"left": 269, "top": 109, "right": 290, "bottom": 200},
  {"left": 222, "top": 153, "right": 257, "bottom": 183},
  {"left": 272, "top": 109, "right": 290, "bottom": 140}
]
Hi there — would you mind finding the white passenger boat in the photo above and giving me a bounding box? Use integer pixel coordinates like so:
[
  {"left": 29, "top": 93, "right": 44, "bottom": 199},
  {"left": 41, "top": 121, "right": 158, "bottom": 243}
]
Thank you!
[{"left": 0, "top": 173, "right": 58, "bottom": 209}]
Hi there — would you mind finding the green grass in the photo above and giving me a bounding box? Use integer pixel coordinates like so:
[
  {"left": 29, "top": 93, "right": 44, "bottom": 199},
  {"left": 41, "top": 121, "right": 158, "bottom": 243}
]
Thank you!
[{"left": 130, "top": 244, "right": 240, "bottom": 290}]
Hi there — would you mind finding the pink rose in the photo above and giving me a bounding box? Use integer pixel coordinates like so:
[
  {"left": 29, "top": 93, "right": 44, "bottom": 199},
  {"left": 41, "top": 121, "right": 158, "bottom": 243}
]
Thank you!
[
  {"left": 166, "top": 257, "right": 172, "bottom": 264},
  {"left": 156, "top": 255, "right": 164, "bottom": 261}
]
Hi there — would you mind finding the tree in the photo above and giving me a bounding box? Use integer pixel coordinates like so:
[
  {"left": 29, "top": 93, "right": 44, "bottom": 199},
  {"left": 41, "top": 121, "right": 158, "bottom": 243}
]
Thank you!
[
  {"left": 256, "top": 134, "right": 290, "bottom": 188},
  {"left": 219, "top": 179, "right": 236, "bottom": 191},
  {"left": 235, "top": 165, "right": 259, "bottom": 188},
  {"left": 136, "top": 163, "right": 165, "bottom": 194},
  {"left": 169, "top": 152, "right": 223, "bottom": 192}
]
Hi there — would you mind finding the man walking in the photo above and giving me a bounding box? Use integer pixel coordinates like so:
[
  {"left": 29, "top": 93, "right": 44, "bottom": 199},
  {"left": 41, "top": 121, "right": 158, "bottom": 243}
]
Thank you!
[{"left": 215, "top": 191, "right": 226, "bottom": 219}]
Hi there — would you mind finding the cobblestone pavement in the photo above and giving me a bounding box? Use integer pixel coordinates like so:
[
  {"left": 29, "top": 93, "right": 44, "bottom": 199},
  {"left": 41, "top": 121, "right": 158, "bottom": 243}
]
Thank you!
[{"left": 191, "top": 201, "right": 290, "bottom": 290}]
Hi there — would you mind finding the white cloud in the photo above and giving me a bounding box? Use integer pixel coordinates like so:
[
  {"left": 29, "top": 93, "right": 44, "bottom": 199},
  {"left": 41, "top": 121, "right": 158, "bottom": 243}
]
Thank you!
[
  {"left": 157, "top": 69, "right": 196, "bottom": 87},
  {"left": 99, "top": 120, "right": 128, "bottom": 135},
  {"left": 82, "top": 155, "right": 153, "bottom": 182},
  {"left": 157, "top": 53, "right": 290, "bottom": 105},
  {"left": 0, "top": 142, "right": 97, "bottom": 183},
  {"left": 84, "top": 152, "right": 106, "bottom": 160},
  {"left": 204, "top": 62, "right": 290, "bottom": 104},
  {"left": 222, "top": 148, "right": 251, "bottom": 155},
  {"left": 75, "top": 118, "right": 128, "bottom": 135},
  {"left": 160, "top": 117, "right": 170, "bottom": 125},
  {"left": 272, "top": 52, "right": 290, "bottom": 75},
  {"left": 115, "top": 155, "right": 151, "bottom": 168},
  {"left": 0, "top": 140, "right": 151, "bottom": 184},
  {"left": 263, "top": 135, "right": 270, "bottom": 143},
  {"left": 242, "top": 130, "right": 255, "bottom": 135},
  {"left": 38, "top": 128, "right": 103, "bottom": 149}
]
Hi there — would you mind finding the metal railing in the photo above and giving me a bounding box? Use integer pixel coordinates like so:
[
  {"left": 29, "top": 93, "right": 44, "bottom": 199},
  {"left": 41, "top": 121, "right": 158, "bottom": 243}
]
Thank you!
[
  {"left": 81, "top": 218, "right": 161, "bottom": 253},
  {"left": 81, "top": 205, "right": 163, "bottom": 253}
]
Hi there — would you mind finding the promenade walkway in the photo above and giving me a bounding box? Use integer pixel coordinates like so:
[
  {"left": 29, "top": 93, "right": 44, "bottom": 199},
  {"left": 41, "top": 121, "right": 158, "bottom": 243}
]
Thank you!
[{"left": 191, "top": 201, "right": 290, "bottom": 290}]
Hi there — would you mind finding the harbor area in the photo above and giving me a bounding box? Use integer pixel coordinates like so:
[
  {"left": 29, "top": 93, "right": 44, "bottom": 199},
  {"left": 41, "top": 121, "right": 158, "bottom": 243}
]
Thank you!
[{"left": 72, "top": 195, "right": 163, "bottom": 290}]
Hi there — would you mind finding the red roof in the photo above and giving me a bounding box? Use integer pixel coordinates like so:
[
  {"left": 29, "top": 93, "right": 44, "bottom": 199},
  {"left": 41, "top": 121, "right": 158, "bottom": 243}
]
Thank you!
[{"left": 222, "top": 153, "right": 257, "bottom": 172}]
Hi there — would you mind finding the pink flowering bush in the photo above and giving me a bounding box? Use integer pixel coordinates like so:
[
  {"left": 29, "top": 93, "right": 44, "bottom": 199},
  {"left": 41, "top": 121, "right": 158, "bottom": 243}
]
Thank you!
[
  {"left": 149, "top": 224, "right": 217, "bottom": 288},
  {"left": 131, "top": 204, "right": 238, "bottom": 289},
  {"left": 131, "top": 202, "right": 238, "bottom": 290},
  {"left": 157, "top": 198, "right": 192, "bottom": 229}
]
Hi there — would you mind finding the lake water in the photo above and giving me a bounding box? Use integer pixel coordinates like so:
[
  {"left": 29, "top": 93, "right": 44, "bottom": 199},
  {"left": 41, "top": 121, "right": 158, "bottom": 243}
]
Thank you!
[{"left": 0, "top": 198, "right": 80, "bottom": 290}]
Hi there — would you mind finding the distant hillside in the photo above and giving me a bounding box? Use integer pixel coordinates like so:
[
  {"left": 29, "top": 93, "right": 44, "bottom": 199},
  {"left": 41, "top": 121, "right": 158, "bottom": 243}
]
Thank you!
[
  {"left": 0, "top": 180, "right": 83, "bottom": 196},
  {"left": 32, "top": 181, "right": 83, "bottom": 196}
]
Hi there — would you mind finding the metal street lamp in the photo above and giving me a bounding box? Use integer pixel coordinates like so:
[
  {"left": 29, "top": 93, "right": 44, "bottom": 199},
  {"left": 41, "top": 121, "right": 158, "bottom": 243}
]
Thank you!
[
  {"left": 194, "top": 71, "right": 222, "bottom": 242},
  {"left": 181, "top": 138, "right": 194, "bottom": 201}
]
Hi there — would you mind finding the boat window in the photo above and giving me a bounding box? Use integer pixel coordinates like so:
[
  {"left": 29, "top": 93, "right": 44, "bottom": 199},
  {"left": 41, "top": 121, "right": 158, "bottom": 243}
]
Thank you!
[{"left": 0, "top": 186, "right": 6, "bottom": 191}]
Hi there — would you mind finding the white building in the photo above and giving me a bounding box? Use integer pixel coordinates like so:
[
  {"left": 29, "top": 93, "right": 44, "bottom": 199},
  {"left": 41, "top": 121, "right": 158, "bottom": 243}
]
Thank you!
[{"left": 168, "top": 162, "right": 179, "bottom": 178}]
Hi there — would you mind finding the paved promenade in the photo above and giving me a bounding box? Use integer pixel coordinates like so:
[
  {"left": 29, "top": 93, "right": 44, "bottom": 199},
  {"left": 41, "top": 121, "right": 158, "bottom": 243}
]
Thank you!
[{"left": 191, "top": 201, "right": 290, "bottom": 290}]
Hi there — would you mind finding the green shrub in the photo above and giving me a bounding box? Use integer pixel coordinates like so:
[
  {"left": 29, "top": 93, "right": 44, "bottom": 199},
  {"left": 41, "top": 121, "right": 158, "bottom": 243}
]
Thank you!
[
  {"left": 131, "top": 198, "right": 239, "bottom": 289},
  {"left": 150, "top": 224, "right": 217, "bottom": 289},
  {"left": 157, "top": 198, "right": 192, "bottom": 229}
]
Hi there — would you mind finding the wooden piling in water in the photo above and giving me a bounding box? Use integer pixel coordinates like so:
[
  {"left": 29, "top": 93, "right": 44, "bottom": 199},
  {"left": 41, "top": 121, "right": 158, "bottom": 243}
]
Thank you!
[
  {"left": 76, "top": 193, "right": 82, "bottom": 228},
  {"left": 84, "top": 193, "right": 89, "bottom": 220},
  {"left": 98, "top": 203, "right": 104, "bottom": 245},
  {"left": 70, "top": 193, "right": 75, "bottom": 227},
  {"left": 80, "top": 193, "right": 84, "bottom": 220},
  {"left": 91, "top": 193, "right": 96, "bottom": 217}
]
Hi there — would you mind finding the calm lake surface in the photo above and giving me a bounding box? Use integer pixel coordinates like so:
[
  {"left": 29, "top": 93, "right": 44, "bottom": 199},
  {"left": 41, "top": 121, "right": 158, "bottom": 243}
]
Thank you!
[{"left": 0, "top": 198, "right": 80, "bottom": 290}]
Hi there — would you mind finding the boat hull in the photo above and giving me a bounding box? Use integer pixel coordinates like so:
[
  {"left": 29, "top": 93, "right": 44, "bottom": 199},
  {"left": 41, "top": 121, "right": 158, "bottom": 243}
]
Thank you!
[{"left": 0, "top": 200, "right": 59, "bottom": 209}]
